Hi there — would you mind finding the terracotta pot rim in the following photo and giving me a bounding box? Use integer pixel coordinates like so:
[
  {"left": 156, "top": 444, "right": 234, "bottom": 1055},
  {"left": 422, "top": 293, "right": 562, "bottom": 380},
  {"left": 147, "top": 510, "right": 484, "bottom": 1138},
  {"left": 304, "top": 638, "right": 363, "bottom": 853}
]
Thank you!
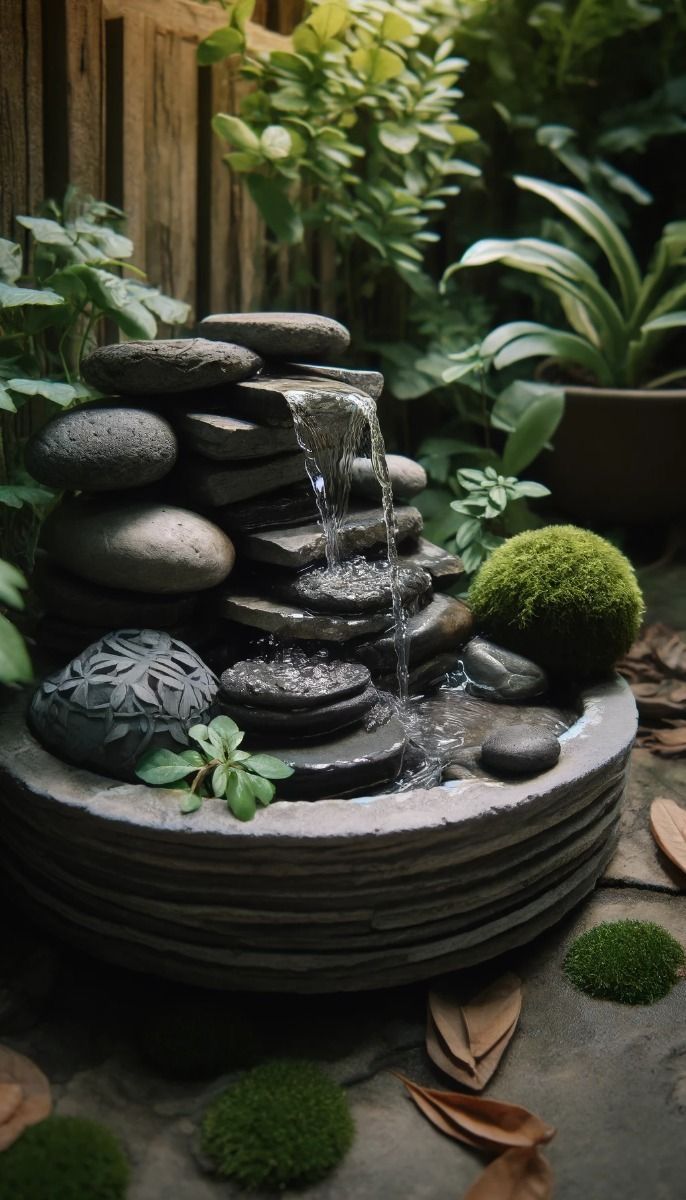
[{"left": 562, "top": 384, "right": 686, "bottom": 402}]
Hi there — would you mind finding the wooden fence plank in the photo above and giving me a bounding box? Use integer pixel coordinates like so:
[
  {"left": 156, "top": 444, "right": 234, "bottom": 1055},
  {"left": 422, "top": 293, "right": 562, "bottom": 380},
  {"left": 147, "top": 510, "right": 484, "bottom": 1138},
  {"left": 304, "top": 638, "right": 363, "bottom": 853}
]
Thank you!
[
  {"left": 120, "top": 9, "right": 147, "bottom": 269},
  {"left": 65, "top": 0, "right": 105, "bottom": 196},
  {"left": 0, "top": 0, "right": 43, "bottom": 235},
  {"left": 103, "top": 0, "right": 288, "bottom": 52}
]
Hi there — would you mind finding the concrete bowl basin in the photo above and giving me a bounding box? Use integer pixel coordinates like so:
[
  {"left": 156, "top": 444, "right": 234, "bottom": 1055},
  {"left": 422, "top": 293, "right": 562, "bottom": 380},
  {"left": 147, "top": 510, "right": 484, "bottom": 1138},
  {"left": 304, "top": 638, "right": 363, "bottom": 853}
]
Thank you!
[{"left": 0, "top": 677, "right": 636, "bottom": 992}]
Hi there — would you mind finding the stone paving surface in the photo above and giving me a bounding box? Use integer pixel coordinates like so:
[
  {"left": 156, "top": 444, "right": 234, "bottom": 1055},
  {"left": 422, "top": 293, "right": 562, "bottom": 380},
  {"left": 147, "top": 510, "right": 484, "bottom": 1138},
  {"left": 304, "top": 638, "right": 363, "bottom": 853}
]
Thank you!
[{"left": 0, "top": 565, "right": 685, "bottom": 1199}]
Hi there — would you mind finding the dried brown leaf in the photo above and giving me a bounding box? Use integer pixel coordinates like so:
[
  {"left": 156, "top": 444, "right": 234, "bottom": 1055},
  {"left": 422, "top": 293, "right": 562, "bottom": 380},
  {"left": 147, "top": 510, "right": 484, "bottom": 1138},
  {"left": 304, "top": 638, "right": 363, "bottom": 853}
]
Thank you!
[
  {"left": 0, "top": 1045, "right": 52, "bottom": 1151},
  {"left": 463, "top": 1147, "right": 554, "bottom": 1200},
  {"left": 0, "top": 1084, "right": 22, "bottom": 1126},
  {"left": 395, "top": 1074, "right": 556, "bottom": 1153},
  {"left": 650, "top": 797, "right": 686, "bottom": 878},
  {"left": 654, "top": 630, "right": 686, "bottom": 680},
  {"left": 638, "top": 725, "right": 686, "bottom": 756},
  {"left": 427, "top": 974, "right": 522, "bottom": 1090}
]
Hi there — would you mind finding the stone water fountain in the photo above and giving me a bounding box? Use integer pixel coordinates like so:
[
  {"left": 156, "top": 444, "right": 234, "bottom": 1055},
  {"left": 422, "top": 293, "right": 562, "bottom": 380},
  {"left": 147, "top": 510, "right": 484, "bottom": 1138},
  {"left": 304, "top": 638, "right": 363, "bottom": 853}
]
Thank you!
[{"left": 0, "top": 313, "right": 637, "bottom": 991}]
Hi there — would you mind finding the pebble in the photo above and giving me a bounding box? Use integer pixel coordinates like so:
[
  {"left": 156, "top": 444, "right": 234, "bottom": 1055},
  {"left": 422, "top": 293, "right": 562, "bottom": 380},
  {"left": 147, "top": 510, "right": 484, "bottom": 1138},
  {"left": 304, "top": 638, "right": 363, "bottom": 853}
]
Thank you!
[
  {"left": 480, "top": 726, "right": 561, "bottom": 776},
  {"left": 461, "top": 637, "right": 549, "bottom": 702},
  {"left": 351, "top": 454, "right": 428, "bottom": 502}
]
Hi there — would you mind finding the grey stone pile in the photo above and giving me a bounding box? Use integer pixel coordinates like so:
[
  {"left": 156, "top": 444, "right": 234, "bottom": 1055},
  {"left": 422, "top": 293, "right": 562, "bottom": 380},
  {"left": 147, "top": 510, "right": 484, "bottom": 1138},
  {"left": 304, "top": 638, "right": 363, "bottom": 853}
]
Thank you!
[{"left": 28, "top": 312, "right": 471, "bottom": 685}]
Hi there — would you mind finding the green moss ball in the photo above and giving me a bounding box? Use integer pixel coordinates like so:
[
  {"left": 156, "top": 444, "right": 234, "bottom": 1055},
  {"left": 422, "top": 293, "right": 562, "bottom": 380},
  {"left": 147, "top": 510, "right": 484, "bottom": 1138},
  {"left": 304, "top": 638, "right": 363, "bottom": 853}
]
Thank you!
[
  {"left": 564, "top": 919, "right": 685, "bottom": 1004},
  {"left": 0, "top": 1116, "right": 129, "bottom": 1200},
  {"left": 201, "top": 1059, "right": 354, "bottom": 1190},
  {"left": 136, "top": 994, "right": 264, "bottom": 1080},
  {"left": 468, "top": 525, "right": 644, "bottom": 680}
]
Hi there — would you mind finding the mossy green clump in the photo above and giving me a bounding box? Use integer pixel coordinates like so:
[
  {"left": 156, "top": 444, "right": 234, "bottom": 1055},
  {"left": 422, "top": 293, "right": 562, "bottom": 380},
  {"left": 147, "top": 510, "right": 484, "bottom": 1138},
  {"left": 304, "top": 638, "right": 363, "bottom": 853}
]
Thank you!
[
  {"left": 0, "top": 1116, "right": 129, "bottom": 1200},
  {"left": 564, "top": 919, "right": 685, "bottom": 1005},
  {"left": 201, "top": 1059, "right": 354, "bottom": 1190},
  {"left": 136, "top": 994, "right": 264, "bottom": 1080},
  {"left": 468, "top": 525, "right": 644, "bottom": 680}
]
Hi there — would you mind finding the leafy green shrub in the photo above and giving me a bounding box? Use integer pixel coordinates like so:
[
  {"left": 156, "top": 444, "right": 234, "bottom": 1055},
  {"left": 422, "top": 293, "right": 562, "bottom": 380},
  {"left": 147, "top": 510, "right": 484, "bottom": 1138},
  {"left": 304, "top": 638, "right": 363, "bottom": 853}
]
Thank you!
[
  {"left": 0, "top": 557, "right": 31, "bottom": 684},
  {"left": 136, "top": 993, "right": 264, "bottom": 1080},
  {"left": 0, "top": 1116, "right": 129, "bottom": 1200},
  {"left": 136, "top": 714, "right": 294, "bottom": 821},
  {"left": 564, "top": 919, "right": 685, "bottom": 1005},
  {"left": 468, "top": 525, "right": 644, "bottom": 679},
  {"left": 201, "top": 1059, "right": 354, "bottom": 1190}
]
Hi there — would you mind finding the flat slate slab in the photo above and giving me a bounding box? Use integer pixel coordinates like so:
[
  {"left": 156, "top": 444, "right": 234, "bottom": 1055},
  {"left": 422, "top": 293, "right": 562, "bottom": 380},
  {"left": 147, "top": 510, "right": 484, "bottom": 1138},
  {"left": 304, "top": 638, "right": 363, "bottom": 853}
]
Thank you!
[
  {"left": 198, "top": 312, "right": 350, "bottom": 360},
  {"left": 399, "top": 537, "right": 465, "bottom": 588},
  {"left": 282, "top": 559, "right": 431, "bottom": 614},
  {"left": 220, "top": 376, "right": 373, "bottom": 425},
  {"left": 180, "top": 451, "right": 308, "bottom": 506},
  {"left": 219, "top": 591, "right": 394, "bottom": 642},
  {"left": 355, "top": 594, "right": 474, "bottom": 671},
  {"left": 221, "top": 685, "right": 379, "bottom": 739},
  {"left": 221, "top": 655, "right": 371, "bottom": 709},
  {"left": 81, "top": 338, "right": 262, "bottom": 395},
  {"left": 176, "top": 410, "right": 297, "bottom": 461},
  {"left": 213, "top": 486, "right": 318, "bottom": 534},
  {"left": 263, "top": 716, "right": 408, "bottom": 799},
  {"left": 239, "top": 506, "right": 423, "bottom": 569},
  {"left": 285, "top": 361, "right": 384, "bottom": 399}
]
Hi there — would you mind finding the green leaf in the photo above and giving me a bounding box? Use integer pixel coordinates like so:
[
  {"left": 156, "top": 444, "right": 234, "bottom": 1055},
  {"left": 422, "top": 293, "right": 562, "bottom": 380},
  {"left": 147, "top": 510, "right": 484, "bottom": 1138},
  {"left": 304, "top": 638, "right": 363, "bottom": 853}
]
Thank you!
[
  {"left": 350, "top": 46, "right": 405, "bottom": 84},
  {"left": 0, "top": 282, "right": 64, "bottom": 309},
  {"left": 454, "top": 516, "right": 482, "bottom": 549},
  {"left": 233, "top": 0, "right": 256, "bottom": 30},
  {"left": 378, "top": 123, "right": 419, "bottom": 154},
  {"left": 0, "top": 239, "right": 22, "bottom": 284},
  {"left": 380, "top": 12, "right": 414, "bottom": 40},
  {"left": 180, "top": 793, "right": 203, "bottom": 814},
  {"left": 307, "top": 3, "right": 347, "bottom": 42},
  {"left": 69, "top": 266, "right": 157, "bottom": 338},
  {"left": 197, "top": 25, "right": 244, "bottom": 64},
  {"left": 0, "top": 613, "right": 32, "bottom": 685},
  {"left": 212, "top": 112, "right": 261, "bottom": 153},
  {"left": 135, "top": 748, "right": 198, "bottom": 786},
  {"left": 641, "top": 311, "right": 686, "bottom": 333},
  {"left": 245, "top": 753, "right": 294, "bottom": 780},
  {"left": 129, "top": 285, "right": 191, "bottom": 326},
  {"left": 0, "top": 559, "right": 27, "bottom": 609},
  {"left": 15, "top": 216, "right": 77, "bottom": 246},
  {"left": 0, "top": 483, "right": 54, "bottom": 510},
  {"left": 260, "top": 125, "right": 292, "bottom": 160},
  {"left": 178, "top": 749, "right": 206, "bottom": 768},
  {"left": 247, "top": 774, "right": 276, "bottom": 806},
  {"left": 514, "top": 481, "right": 551, "bottom": 499},
  {"left": 492, "top": 326, "right": 612, "bottom": 385},
  {"left": 209, "top": 715, "right": 240, "bottom": 740},
  {"left": 502, "top": 391, "right": 565, "bottom": 475},
  {"left": 225, "top": 769, "right": 258, "bottom": 821},
  {"left": 212, "top": 764, "right": 229, "bottom": 797},
  {"left": 72, "top": 219, "right": 134, "bottom": 261},
  {"left": 8, "top": 378, "right": 77, "bottom": 407},
  {"left": 492, "top": 380, "right": 565, "bottom": 434},
  {"left": 246, "top": 175, "right": 304, "bottom": 244},
  {"left": 188, "top": 723, "right": 210, "bottom": 746},
  {"left": 0, "top": 384, "right": 17, "bottom": 413}
]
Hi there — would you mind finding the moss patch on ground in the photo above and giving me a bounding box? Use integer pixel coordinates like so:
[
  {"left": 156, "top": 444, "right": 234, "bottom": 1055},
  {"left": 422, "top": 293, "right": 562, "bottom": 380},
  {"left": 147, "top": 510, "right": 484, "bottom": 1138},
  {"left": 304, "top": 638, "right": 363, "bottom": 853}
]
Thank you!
[
  {"left": 564, "top": 919, "right": 685, "bottom": 1004},
  {"left": 0, "top": 1116, "right": 129, "bottom": 1200}
]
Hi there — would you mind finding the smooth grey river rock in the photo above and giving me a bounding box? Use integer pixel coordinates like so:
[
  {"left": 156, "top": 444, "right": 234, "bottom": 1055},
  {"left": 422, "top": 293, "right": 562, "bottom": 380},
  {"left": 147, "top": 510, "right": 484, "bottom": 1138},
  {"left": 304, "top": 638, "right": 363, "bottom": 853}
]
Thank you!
[
  {"left": 221, "top": 685, "right": 379, "bottom": 739},
  {"left": 268, "top": 716, "right": 407, "bottom": 799},
  {"left": 283, "top": 558, "right": 432, "bottom": 614},
  {"left": 220, "top": 591, "right": 394, "bottom": 642},
  {"left": 42, "top": 497, "right": 235, "bottom": 593},
  {"left": 399, "top": 538, "right": 465, "bottom": 589},
  {"left": 198, "top": 312, "right": 350, "bottom": 360},
  {"left": 351, "top": 454, "right": 427, "bottom": 502},
  {"left": 221, "top": 654, "right": 371, "bottom": 710},
  {"left": 29, "top": 630, "right": 219, "bottom": 781},
  {"left": 461, "top": 636, "right": 549, "bottom": 702},
  {"left": 285, "top": 362, "right": 384, "bottom": 399},
  {"left": 240, "top": 506, "right": 423, "bottom": 569},
  {"left": 180, "top": 451, "right": 307, "bottom": 506},
  {"left": 355, "top": 594, "right": 474, "bottom": 671},
  {"left": 223, "top": 376, "right": 369, "bottom": 426},
  {"left": 481, "top": 726, "right": 561, "bottom": 776},
  {"left": 177, "top": 410, "right": 297, "bottom": 461},
  {"left": 81, "top": 338, "right": 261, "bottom": 395},
  {"left": 32, "top": 555, "right": 198, "bottom": 629},
  {"left": 25, "top": 405, "right": 178, "bottom": 492}
]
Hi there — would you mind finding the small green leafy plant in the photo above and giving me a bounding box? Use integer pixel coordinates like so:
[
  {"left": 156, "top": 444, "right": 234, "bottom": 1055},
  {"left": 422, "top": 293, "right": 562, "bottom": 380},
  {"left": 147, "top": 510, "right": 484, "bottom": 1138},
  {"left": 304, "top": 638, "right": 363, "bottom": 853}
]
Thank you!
[
  {"left": 0, "top": 556, "right": 31, "bottom": 684},
  {"left": 450, "top": 465, "right": 551, "bottom": 576},
  {"left": 0, "top": 1116, "right": 129, "bottom": 1200},
  {"left": 445, "top": 175, "right": 686, "bottom": 389},
  {"left": 135, "top": 715, "right": 294, "bottom": 821},
  {"left": 564, "top": 919, "right": 685, "bottom": 1005}
]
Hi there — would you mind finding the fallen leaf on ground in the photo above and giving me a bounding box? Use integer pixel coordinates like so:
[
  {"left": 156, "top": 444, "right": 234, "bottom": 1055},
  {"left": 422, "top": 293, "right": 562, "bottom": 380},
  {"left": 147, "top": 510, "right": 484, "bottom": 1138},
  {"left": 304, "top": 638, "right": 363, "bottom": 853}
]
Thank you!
[
  {"left": 654, "top": 630, "right": 686, "bottom": 679},
  {"left": 427, "top": 974, "right": 521, "bottom": 1090},
  {"left": 0, "top": 1045, "right": 52, "bottom": 1151},
  {"left": 0, "top": 1084, "right": 22, "bottom": 1125},
  {"left": 618, "top": 624, "right": 686, "bottom": 756},
  {"left": 395, "top": 1073, "right": 556, "bottom": 1152},
  {"left": 637, "top": 724, "right": 686, "bottom": 756},
  {"left": 650, "top": 797, "right": 686, "bottom": 879},
  {"left": 463, "top": 1146, "right": 554, "bottom": 1199}
]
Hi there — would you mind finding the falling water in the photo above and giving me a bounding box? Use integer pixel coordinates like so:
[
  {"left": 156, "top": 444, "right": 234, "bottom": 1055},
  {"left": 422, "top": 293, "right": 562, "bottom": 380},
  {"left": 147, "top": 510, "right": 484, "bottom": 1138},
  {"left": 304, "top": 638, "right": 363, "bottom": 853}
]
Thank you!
[{"left": 286, "top": 388, "right": 409, "bottom": 701}]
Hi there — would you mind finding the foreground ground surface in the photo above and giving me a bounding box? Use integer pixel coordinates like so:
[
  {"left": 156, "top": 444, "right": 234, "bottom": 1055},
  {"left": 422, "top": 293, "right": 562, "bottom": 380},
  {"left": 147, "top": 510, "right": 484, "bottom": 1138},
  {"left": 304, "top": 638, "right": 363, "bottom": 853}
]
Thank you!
[{"left": 1, "top": 562, "right": 685, "bottom": 1199}]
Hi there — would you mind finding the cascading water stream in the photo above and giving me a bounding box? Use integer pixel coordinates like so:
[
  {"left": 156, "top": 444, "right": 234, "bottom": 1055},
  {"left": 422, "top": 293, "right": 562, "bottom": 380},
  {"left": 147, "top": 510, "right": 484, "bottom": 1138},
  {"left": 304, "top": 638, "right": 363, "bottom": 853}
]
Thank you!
[{"left": 286, "top": 388, "right": 409, "bottom": 701}]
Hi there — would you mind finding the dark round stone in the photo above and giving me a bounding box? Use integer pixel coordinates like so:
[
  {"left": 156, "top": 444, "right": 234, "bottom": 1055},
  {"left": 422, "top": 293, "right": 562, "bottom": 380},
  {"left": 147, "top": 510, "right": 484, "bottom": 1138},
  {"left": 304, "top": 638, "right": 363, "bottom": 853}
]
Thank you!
[
  {"left": 221, "top": 684, "right": 378, "bottom": 738},
  {"left": 461, "top": 637, "right": 548, "bottom": 702},
  {"left": 480, "top": 726, "right": 561, "bottom": 776},
  {"left": 286, "top": 558, "right": 432, "bottom": 614},
  {"left": 351, "top": 454, "right": 427, "bottom": 502},
  {"left": 198, "top": 312, "right": 350, "bottom": 360},
  {"left": 32, "top": 555, "right": 198, "bottom": 629},
  {"left": 29, "top": 629, "right": 219, "bottom": 782},
  {"left": 25, "top": 405, "right": 178, "bottom": 492},
  {"left": 81, "top": 338, "right": 262, "bottom": 395},
  {"left": 221, "top": 652, "right": 371, "bottom": 710}
]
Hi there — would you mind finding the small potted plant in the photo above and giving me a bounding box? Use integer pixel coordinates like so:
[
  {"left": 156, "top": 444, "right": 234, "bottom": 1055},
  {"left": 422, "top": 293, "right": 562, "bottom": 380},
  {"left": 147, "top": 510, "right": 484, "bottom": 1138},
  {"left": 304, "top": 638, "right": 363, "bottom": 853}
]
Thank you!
[{"left": 444, "top": 176, "right": 686, "bottom": 523}]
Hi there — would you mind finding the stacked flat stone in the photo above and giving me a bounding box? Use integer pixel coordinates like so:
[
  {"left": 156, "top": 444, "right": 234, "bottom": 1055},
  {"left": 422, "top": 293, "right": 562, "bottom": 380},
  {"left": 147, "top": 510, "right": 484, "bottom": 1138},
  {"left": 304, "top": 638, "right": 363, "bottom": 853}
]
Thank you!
[{"left": 28, "top": 312, "right": 471, "bottom": 687}]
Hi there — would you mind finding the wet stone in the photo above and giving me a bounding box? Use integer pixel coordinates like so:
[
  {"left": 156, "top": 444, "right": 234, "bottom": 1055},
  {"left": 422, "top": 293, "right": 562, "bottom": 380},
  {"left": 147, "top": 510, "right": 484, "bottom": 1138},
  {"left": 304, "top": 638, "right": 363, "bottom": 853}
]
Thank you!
[
  {"left": 25, "top": 405, "right": 178, "bottom": 492},
  {"left": 221, "top": 652, "right": 371, "bottom": 710},
  {"left": 214, "top": 486, "right": 318, "bottom": 535},
  {"left": 81, "top": 338, "right": 262, "bottom": 396},
  {"left": 198, "top": 312, "right": 350, "bottom": 360},
  {"left": 283, "top": 557, "right": 432, "bottom": 615},
  {"left": 42, "top": 497, "right": 236, "bottom": 593},
  {"left": 266, "top": 715, "right": 407, "bottom": 799},
  {"left": 285, "top": 362, "right": 384, "bottom": 399},
  {"left": 354, "top": 594, "right": 474, "bottom": 672},
  {"left": 399, "top": 538, "right": 465, "bottom": 589},
  {"left": 240, "top": 506, "right": 423, "bottom": 569},
  {"left": 222, "top": 376, "right": 370, "bottom": 426},
  {"left": 480, "top": 725, "right": 561, "bottom": 776},
  {"left": 220, "top": 591, "right": 393, "bottom": 642},
  {"left": 177, "top": 409, "right": 297, "bottom": 461},
  {"left": 180, "top": 451, "right": 307, "bottom": 507},
  {"left": 222, "top": 685, "right": 379, "bottom": 739},
  {"left": 461, "top": 636, "right": 549, "bottom": 702},
  {"left": 351, "top": 454, "right": 428, "bottom": 502},
  {"left": 378, "top": 652, "right": 459, "bottom": 696},
  {"left": 32, "top": 555, "right": 198, "bottom": 629}
]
